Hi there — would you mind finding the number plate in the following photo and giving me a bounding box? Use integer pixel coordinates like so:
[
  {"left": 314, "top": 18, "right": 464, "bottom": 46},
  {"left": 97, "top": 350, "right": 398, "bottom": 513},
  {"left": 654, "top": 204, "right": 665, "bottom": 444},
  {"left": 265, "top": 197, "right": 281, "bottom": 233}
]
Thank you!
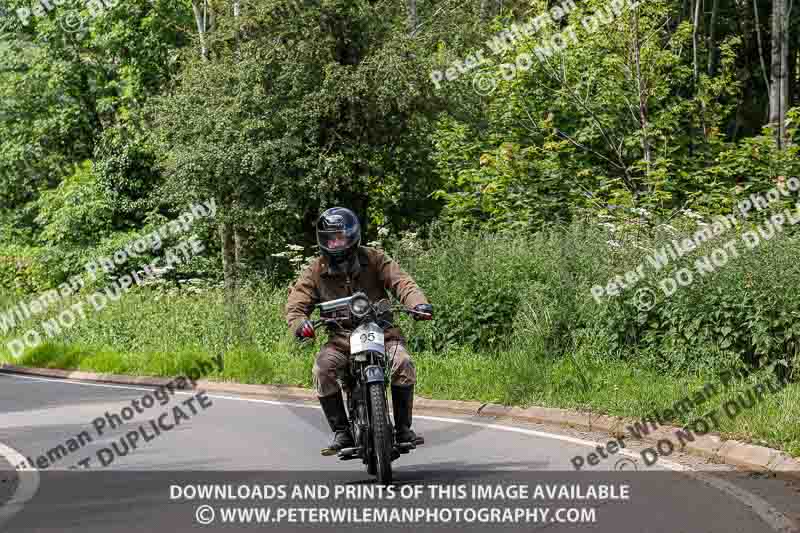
[
  {"left": 350, "top": 323, "right": 385, "bottom": 355},
  {"left": 364, "top": 366, "right": 384, "bottom": 384}
]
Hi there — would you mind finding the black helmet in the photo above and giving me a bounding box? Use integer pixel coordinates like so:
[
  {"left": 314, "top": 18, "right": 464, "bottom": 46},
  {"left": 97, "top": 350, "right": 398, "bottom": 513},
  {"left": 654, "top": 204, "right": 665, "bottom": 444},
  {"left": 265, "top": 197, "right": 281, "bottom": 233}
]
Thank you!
[{"left": 316, "top": 207, "right": 361, "bottom": 258}]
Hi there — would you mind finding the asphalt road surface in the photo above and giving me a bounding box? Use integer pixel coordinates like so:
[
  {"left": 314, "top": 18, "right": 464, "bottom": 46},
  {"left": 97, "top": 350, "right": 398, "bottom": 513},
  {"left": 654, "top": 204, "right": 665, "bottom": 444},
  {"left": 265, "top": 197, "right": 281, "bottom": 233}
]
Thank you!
[{"left": 1, "top": 371, "right": 798, "bottom": 533}]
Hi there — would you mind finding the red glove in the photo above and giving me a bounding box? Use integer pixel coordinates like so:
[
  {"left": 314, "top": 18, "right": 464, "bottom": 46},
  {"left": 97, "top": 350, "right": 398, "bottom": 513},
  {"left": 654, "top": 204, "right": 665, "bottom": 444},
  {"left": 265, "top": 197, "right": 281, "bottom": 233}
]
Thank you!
[
  {"left": 413, "top": 304, "right": 433, "bottom": 321},
  {"left": 295, "top": 320, "right": 315, "bottom": 339}
]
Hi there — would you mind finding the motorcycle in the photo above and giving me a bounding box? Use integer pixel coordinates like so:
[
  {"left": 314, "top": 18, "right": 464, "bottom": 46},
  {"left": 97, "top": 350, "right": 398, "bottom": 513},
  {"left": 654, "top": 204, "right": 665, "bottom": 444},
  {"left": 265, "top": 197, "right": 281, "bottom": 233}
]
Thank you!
[{"left": 310, "top": 292, "right": 428, "bottom": 484}]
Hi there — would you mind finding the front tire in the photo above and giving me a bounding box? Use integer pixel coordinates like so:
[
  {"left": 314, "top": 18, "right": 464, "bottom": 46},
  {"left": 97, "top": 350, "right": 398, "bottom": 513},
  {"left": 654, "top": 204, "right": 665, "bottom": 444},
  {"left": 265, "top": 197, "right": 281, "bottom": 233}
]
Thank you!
[{"left": 368, "top": 383, "right": 392, "bottom": 484}]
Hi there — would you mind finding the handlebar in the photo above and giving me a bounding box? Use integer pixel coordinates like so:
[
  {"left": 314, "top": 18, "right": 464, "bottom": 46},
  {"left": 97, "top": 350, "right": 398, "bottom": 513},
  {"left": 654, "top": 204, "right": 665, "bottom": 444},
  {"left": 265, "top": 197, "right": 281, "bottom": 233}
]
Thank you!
[
  {"left": 311, "top": 299, "right": 431, "bottom": 331},
  {"left": 311, "top": 304, "right": 431, "bottom": 329}
]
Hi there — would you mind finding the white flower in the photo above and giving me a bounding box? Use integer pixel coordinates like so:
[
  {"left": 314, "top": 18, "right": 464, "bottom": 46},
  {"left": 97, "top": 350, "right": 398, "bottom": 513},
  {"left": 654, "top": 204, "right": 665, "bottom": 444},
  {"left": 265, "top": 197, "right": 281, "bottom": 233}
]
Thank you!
[
  {"left": 682, "top": 209, "right": 702, "bottom": 220},
  {"left": 378, "top": 227, "right": 390, "bottom": 237},
  {"left": 287, "top": 244, "right": 305, "bottom": 251},
  {"left": 658, "top": 224, "right": 677, "bottom": 234},
  {"left": 607, "top": 240, "right": 622, "bottom": 248}
]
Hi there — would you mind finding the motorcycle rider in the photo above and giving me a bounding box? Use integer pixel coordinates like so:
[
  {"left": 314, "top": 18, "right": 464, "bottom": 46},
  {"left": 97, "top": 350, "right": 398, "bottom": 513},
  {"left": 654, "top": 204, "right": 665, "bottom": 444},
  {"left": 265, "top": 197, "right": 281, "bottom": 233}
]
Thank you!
[{"left": 286, "top": 207, "right": 433, "bottom": 455}]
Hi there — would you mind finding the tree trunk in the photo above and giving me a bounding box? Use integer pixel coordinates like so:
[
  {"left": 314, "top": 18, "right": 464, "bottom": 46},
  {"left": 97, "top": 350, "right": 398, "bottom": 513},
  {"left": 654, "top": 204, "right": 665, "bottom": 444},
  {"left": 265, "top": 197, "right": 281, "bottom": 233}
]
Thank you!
[
  {"left": 707, "top": 0, "right": 720, "bottom": 76},
  {"left": 633, "top": 6, "right": 652, "bottom": 177},
  {"left": 780, "top": 0, "right": 790, "bottom": 144},
  {"left": 769, "top": 0, "right": 787, "bottom": 148},
  {"left": 220, "top": 217, "right": 246, "bottom": 346},
  {"left": 191, "top": 0, "right": 211, "bottom": 60},
  {"left": 233, "top": 0, "right": 241, "bottom": 52},
  {"left": 789, "top": 12, "right": 798, "bottom": 109},
  {"left": 406, "top": 0, "right": 418, "bottom": 36},
  {"left": 233, "top": 226, "right": 242, "bottom": 264},
  {"left": 225, "top": 2, "right": 247, "bottom": 347},
  {"left": 220, "top": 219, "right": 238, "bottom": 297},
  {"left": 692, "top": 0, "right": 707, "bottom": 138},
  {"left": 692, "top": 0, "right": 701, "bottom": 85},
  {"left": 790, "top": 17, "right": 798, "bottom": 110},
  {"left": 753, "top": 0, "right": 771, "bottom": 92}
]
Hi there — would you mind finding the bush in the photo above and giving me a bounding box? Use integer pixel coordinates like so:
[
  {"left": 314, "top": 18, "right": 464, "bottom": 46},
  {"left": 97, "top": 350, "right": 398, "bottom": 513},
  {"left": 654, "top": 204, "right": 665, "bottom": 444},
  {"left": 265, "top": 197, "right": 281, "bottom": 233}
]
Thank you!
[
  {"left": 0, "top": 244, "right": 50, "bottom": 293},
  {"left": 599, "top": 216, "right": 800, "bottom": 378},
  {"left": 384, "top": 218, "right": 799, "bottom": 380}
]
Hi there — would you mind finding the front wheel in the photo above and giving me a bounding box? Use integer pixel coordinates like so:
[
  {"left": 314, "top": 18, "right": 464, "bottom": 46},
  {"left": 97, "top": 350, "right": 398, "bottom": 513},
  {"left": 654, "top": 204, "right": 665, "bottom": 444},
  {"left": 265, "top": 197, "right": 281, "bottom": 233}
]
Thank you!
[{"left": 368, "top": 383, "right": 392, "bottom": 484}]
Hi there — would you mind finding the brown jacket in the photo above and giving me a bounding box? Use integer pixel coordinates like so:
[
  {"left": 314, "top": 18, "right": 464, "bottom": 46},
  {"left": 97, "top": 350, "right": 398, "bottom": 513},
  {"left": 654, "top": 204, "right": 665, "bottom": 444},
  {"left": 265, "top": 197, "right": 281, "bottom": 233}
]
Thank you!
[{"left": 286, "top": 246, "right": 429, "bottom": 350}]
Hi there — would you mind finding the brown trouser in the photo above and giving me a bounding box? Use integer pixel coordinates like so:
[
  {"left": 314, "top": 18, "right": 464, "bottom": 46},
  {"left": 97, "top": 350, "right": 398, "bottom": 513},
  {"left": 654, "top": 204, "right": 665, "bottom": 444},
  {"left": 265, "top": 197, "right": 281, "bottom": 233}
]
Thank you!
[{"left": 313, "top": 339, "right": 416, "bottom": 397}]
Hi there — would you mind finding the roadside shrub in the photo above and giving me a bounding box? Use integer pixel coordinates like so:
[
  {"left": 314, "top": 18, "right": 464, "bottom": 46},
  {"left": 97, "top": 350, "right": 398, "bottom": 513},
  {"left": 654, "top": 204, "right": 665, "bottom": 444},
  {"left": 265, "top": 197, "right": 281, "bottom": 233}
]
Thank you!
[
  {"left": 394, "top": 227, "right": 526, "bottom": 352},
  {"left": 601, "top": 217, "right": 800, "bottom": 377},
  {"left": 0, "top": 244, "right": 49, "bottom": 293}
]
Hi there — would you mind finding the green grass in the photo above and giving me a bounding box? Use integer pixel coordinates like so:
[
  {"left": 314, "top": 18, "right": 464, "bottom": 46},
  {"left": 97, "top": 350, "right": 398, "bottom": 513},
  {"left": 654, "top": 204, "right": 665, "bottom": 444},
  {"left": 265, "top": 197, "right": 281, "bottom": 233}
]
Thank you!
[{"left": 2, "top": 221, "right": 799, "bottom": 457}]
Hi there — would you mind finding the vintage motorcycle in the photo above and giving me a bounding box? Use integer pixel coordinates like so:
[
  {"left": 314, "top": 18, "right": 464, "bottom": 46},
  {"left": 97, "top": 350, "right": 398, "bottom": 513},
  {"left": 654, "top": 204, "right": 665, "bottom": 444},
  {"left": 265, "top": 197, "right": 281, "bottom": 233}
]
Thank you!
[{"left": 311, "top": 292, "right": 428, "bottom": 484}]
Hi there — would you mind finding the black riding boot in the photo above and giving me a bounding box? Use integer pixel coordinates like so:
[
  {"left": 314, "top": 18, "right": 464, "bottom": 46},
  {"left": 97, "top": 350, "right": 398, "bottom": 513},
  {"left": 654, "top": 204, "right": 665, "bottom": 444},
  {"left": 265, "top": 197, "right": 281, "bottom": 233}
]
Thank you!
[
  {"left": 318, "top": 392, "right": 354, "bottom": 456},
  {"left": 391, "top": 385, "right": 420, "bottom": 444}
]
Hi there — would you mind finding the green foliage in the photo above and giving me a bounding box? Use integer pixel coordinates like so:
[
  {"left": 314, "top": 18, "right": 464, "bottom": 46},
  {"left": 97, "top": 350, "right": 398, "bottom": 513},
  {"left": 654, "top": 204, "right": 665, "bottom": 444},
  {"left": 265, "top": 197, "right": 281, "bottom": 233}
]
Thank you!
[
  {"left": 600, "top": 216, "right": 800, "bottom": 379},
  {"left": 3, "top": 0, "right": 799, "bottom": 287},
  {"left": 0, "top": 243, "right": 48, "bottom": 293},
  {"left": 34, "top": 161, "right": 113, "bottom": 247}
]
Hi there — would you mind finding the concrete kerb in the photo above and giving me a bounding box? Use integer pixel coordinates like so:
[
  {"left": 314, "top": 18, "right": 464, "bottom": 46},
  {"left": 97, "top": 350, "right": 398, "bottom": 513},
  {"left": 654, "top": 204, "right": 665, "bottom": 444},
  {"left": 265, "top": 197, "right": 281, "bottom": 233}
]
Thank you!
[
  {"left": 0, "top": 363, "right": 178, "bottom": 388},
  {"left": 1, "top": 364, "right": 798, "bottom": 479},
  {"left": 717, "top": 440, "right": 782, "bottom": 471},
  {"left": 684, "top": 435, "right": 726, "bottom": 461}
]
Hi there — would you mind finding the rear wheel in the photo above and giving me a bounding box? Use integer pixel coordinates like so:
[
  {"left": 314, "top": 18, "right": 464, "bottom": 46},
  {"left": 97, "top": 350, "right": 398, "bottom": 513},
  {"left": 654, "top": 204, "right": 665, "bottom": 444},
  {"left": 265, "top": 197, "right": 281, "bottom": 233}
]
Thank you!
[{"left": 368, "top": 383, "right": 392, "bottom": 484}]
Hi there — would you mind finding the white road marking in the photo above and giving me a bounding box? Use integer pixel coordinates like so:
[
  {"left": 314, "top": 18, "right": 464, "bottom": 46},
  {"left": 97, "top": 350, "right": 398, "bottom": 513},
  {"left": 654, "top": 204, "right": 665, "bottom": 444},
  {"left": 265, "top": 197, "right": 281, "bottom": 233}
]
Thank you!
[
  {"left": 0, "top": 371, "right": 796, "bottom": 532},
  {"left": 0, "top": 442, "right": 40, "bottom": 529}
]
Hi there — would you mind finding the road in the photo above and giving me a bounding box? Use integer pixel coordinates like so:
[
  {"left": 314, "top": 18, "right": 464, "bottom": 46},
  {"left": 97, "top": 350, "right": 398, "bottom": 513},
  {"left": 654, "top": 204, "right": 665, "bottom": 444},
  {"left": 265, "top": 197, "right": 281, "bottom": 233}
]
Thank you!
[{"left": 1, "top": 371, "right": 798, "bottom": 532}]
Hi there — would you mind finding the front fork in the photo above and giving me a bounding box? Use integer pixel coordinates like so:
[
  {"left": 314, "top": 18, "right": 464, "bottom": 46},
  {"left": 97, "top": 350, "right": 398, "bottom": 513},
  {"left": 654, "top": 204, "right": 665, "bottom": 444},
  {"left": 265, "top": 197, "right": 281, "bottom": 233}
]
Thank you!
[
  {"left": 338, "top": 355, "right": 393, "bottom": 460},
  {"left": 364, "top": 362, "right": 393, "bottom": 432}
]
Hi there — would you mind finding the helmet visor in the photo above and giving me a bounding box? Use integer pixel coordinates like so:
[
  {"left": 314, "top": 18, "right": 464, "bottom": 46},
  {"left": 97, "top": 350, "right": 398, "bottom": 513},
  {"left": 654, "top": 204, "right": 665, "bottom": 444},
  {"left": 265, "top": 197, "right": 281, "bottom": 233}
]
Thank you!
[
  {"left": 319, "top": 230, "right": 358, "bottom": 252},
  {"left": 316, "top": 210, "right": 361, "bottom": 255}
]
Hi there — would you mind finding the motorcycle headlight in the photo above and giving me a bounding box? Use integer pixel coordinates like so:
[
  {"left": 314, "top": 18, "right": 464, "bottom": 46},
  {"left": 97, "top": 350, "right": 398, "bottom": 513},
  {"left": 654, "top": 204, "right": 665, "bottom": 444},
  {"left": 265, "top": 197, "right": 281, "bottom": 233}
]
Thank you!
[{"left": 350, "top": 295, "right": 370, "bottom": 317}]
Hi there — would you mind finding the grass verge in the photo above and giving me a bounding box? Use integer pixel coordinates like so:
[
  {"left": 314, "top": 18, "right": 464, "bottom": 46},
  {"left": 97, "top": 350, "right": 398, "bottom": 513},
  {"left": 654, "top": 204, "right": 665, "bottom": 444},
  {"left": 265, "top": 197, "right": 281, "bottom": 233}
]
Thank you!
[{"left": 1, "top": 287, "right": 797, "bottom": 458}]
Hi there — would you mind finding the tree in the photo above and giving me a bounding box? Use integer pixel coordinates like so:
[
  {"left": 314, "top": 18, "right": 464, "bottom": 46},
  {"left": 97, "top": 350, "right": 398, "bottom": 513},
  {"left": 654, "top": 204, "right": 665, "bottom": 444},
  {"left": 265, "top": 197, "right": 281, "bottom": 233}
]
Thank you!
[
  {"left": 406, "top": 0, "right": 418, "bottom": 35},
  {"left": 768, "top": 0, "right": 791, "bottom": 147}
]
